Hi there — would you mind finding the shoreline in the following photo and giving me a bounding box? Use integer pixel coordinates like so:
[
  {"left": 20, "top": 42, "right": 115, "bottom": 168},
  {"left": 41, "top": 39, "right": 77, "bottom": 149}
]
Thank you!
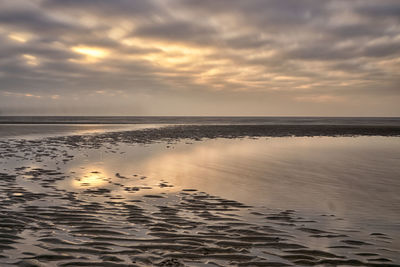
[
  {"left": 43, "top": 124, "right": 400, "bottom": 146},
  {"left": 1, "top": 124, "right": 399, "bottom": 159}
]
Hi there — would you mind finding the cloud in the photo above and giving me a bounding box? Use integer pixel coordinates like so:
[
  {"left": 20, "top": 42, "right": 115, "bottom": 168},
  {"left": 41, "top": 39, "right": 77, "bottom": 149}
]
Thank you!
[
  {"left": 0, "top": 0, "right": 399, "bottom": 115},
  {"left": 3, "top": 91, "right": 42, "bottom": 99},
  {"left": 294, "top": 94, "right": 345, "bottom": 103},
  {"left": 133, "top": 20, "right": 218, "bottom": 43},
  {"left": 356, "top": 1, "right": 400, "bottom": 19}
]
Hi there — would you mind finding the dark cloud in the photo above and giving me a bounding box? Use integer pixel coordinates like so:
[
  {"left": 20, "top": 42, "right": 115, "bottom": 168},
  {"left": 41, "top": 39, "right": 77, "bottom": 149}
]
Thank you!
[
  {"left": 171, "top": 0, "right": 330, "bottom": 30},
  {"left": 363, "top": 42, "right": 400, "bottom": 58},
  {"left": 42, "top": 0, "right": 161, "bottom": 17},
  {"left": 0, "top": 9, "right": 79, "bottom": 34},
  {"left": 356, "top": 1, "right": 400, "bottom": 19},
  {"left": 328, "top": 24, "right": 388, "bottom": 38},
  {"left": 133, "top": 21, "right": 218, "bottom": 43}
]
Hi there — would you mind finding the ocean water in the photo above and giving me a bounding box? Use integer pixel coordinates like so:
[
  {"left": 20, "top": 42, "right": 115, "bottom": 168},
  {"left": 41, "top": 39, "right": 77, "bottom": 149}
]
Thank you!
[
  {"left": 1, "top": 116, "right": 399, "bottom": 139},
  {"left": 1, "top": 116, "right": 400, "bottom": 125},
  {"left": 0, "top": 124, "right": 166, "bottom": 139}
]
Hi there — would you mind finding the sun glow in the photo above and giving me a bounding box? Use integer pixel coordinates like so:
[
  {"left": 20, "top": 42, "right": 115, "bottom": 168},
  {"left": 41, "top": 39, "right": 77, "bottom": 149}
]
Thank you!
[
  {"left": 8, "top": 32, "right": 33, "bottom": 43},
  {"left": 73, "top": 171, "right": 109, "bottom": 188},
  {"left": 22, "top": 54, "right": 38, "bottom": 66},
  {"left": 9, "top": 34, "right": 27, "bottom": 43},
  {"left": 72, "top": 45, "right": 109, "bottom": 59}
]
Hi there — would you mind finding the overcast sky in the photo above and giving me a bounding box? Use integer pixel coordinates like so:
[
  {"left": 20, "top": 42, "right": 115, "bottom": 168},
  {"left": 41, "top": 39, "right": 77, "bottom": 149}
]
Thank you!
[{"left": 0, "top": 0, "right": 399, "bottom": 116}]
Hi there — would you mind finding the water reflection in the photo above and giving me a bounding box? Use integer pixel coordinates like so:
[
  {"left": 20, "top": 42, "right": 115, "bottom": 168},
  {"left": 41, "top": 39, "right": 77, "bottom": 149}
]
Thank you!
[
  {"left": 0, "top": 124, "right": 166, "bottom": 139},
  {"left": 72, "top": 169, "right": 109, "bottom": 188},
  {"left": 132, "top": 137, "right": 399, "bottom": 219},
  {"left": 62, "top": 136, "right": 400, "bottom": 246}
]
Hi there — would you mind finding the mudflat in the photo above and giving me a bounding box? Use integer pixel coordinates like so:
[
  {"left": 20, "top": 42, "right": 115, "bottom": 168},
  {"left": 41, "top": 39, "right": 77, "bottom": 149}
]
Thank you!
[{"left": 0, "top": 124, "right": 399, "bottom": 266}]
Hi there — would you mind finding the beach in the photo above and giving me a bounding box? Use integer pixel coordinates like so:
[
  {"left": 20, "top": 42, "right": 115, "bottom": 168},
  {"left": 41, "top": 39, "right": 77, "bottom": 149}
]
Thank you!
[
  {"left": 0, "top": 123, "right": 399, "bottom": 266},
  {"left": 2, "top": 0, "right": 399, "bottom": 264}
]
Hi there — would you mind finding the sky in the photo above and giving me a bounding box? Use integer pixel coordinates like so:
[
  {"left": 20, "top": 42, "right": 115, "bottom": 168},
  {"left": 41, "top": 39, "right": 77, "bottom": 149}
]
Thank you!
[{"left": 0, "top": 0, "right": 399, "bottom": 116}]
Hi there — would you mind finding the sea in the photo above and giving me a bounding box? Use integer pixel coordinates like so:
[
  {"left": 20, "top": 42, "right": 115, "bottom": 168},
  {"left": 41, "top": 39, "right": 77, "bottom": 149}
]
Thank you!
[{"left": 1, "top": 116, "right": 400, "bottom": 139}]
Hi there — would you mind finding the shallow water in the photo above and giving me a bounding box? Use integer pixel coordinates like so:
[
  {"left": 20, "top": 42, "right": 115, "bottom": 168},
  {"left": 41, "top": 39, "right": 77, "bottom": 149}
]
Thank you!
[
  {"left": 0, "top": 124, "right": 166, "bottom": 139},
  {"left": 0, "top": 128, "right": 399, "bottom": 265},
  {"left": 60, "top": 137, "right": 400, "bottom": 235}
]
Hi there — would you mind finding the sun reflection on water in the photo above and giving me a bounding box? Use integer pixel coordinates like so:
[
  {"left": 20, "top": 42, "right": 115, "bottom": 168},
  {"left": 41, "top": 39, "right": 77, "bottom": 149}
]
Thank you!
[{"left": 73, "top": 170, "right": 109, "bottom": 188}]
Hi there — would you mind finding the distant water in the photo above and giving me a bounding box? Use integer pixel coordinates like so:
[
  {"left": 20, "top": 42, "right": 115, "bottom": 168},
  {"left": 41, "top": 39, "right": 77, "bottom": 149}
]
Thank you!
[
  {"left": 1, "top": 116, "right": 400, "bottom": 125},
  {"left": 0, "top": 124, "right": 166, "bottom": 139}
]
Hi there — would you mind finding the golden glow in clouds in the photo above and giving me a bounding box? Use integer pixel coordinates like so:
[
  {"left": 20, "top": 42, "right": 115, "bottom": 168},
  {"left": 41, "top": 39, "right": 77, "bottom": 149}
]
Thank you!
[
  {"left": 71, "top": 45, "right": 109, "bottom": 62},
  {"left": 23, "top": 54, "right": 38, "bottom": 66},
  {"left": 9, "top": 34, "right": 27, "bottom": 43}
]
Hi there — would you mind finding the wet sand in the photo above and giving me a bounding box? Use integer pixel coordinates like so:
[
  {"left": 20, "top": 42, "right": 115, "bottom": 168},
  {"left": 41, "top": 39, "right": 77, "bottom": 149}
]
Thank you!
[{"left": 0, "top": 125, "right": 399, "bottom": 266}]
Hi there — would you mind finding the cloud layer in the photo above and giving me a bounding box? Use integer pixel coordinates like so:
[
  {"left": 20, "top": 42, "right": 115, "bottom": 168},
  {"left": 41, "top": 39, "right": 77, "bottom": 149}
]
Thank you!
[{"left": 1, "top": 0, "right": 399, "bottom": 115}]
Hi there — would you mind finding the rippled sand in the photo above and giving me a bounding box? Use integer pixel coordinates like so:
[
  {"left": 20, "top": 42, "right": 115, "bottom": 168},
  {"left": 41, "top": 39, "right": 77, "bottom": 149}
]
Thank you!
[{"left": 0, "top": 125, "right": 399, "bottom": 266}]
